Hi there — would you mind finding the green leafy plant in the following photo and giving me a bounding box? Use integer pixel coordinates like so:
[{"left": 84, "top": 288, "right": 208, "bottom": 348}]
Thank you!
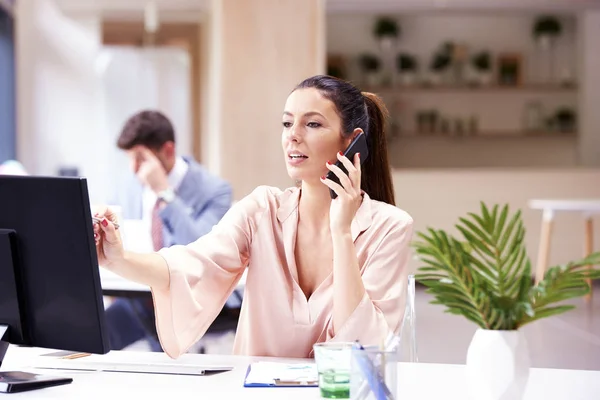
[
  {"left": 414, "top": 203, "right": 600, "bottom": 330},
  {"left": 374, "top": 17, "right": 400, "bottom": 38},
  {"left": 472, "top": 51, "right": 491, "bottom": 72},
  {"left": 430, "top": 52, "right": 451, "bottom": 72},
  {"left": 554, "top": 107, "right": 576, "bottom": 132},
  {"left": 359, "top": 54, "right": 381, "bottom": 72},
  {"left": 533, "top": 16, "right": 562, "bottom": 38},
  {"left": 396, "top": 53, "right": 417, "bottom": 72}
]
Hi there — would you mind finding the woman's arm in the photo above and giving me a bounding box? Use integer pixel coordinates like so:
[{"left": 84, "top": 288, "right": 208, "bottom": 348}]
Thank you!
[
  {"left": 327, "top": 217, "right": 414, "bottom": 345},
  {"left": 110, "top": 251, "right": 170, "bottom": 291},
  {"left": 95, "top": 186, "right": 270, "bottom": 358},
  {"left": 331, "top": 230, "right": 366, "bottom": 335}
]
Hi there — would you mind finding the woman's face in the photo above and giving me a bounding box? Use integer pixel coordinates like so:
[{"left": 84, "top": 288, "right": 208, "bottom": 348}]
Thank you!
[{"left": 281, "top": 88, "right": 350, "bottom": 183}]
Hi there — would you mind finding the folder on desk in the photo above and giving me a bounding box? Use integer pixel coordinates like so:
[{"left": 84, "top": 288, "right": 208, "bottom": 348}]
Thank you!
[{"left": 243, "top": 362, "right": 318, "bottom": 387}]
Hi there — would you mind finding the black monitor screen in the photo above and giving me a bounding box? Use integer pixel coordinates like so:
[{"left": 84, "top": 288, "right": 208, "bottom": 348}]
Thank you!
[{"left": 0, "top": 175, "right": 109, "bottom": 354}]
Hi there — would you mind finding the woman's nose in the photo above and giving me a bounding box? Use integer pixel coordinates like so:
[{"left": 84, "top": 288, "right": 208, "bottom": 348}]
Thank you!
[{"left": 288, "top": 125, "right": 300, "bottom": 142}]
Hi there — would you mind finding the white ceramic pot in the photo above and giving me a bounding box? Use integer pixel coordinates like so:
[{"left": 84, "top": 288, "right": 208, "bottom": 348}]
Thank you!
[
  {"left": 537, "top": 34, "right": 553, "bottom": 50},
  {"left": 365, "top": 72, "right": 381, "bottom": 88},
  {"left": 399, "top": 72, "right": 416, "bottom": 87},
  {"left": 466, "top": 329, "right": 531, "bottom": 400},
  {"left": 378, "top": 36, "right": 396, "bottom": 52},
  {"left": 479, "top": 72, "right": 493, "bottom": 86}
]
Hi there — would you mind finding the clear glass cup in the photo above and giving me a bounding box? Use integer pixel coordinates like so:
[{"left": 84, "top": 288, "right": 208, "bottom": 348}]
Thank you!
[
  {"left": 313, "top": 342, "right": 354, "bottom": 399},
  {"left": 398, "top": 274, "right": 418, "bottom": 363},
  {"left": 350, "top": 346, "right": 398, "bottom": 400}
]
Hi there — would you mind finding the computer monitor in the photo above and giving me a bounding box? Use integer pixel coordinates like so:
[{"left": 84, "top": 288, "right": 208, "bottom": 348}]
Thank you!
[{"left": 0, "top": 175, "right": 110, "bottom": 393}]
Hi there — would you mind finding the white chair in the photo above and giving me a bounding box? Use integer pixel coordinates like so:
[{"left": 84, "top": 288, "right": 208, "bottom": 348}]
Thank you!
[{"left": 528, "top": 199, "right": 600, "bottom": 301}]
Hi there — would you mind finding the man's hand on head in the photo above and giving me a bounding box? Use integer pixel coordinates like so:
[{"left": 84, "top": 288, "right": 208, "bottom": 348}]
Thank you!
[{"left": 135, "top": 146, "right": 170, "bottom": 194}]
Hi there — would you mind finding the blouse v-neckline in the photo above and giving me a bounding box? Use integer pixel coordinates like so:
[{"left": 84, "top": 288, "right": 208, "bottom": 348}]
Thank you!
[{"left": 276, "top": 187, "right": 373, "bottom": 325}]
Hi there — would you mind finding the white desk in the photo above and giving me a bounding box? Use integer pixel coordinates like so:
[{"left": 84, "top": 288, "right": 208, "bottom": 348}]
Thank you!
[{"left": 2, "top": 346, "right": 599, "bottom": 399}]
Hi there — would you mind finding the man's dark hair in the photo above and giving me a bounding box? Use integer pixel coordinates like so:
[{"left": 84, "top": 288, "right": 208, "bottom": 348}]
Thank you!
[{"left": 116, "top": 110, "right": 175, "bottom": 151}]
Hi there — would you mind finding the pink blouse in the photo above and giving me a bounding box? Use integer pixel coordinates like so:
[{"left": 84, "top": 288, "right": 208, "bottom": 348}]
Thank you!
[{"left": 152, "top": 185, "right": 414, "bottom": 359}]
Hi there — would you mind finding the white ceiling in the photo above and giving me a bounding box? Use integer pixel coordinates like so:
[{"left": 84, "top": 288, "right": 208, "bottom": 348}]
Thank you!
[
  {"left": 327, "top": 0, "right": 600, "bottom": 12},
  {"left": 54, "top": 0, "right": 599, "bottom": 16}
]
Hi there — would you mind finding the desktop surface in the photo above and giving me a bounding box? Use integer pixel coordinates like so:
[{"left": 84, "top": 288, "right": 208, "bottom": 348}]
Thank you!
[{"left": 2, "top": 346, "right": 600, "bottom": 399}]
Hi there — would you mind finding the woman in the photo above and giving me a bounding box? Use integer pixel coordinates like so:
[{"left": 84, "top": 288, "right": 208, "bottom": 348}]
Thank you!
[{"left": 94, "top": 75, "right": 414, "bottom": 359}]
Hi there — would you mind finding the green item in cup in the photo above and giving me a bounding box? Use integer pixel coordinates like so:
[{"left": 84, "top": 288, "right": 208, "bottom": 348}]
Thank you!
[{"left": 319, "top": 369, "right": 350, "bottom": 399}]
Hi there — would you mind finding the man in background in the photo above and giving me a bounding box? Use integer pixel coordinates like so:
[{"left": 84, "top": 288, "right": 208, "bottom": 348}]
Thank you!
[{"left": 106, "top": 110, "right": 234, "bottom": 352}]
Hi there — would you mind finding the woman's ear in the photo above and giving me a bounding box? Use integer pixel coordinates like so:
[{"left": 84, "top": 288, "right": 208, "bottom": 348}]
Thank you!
[
  {"left": 341, "top": 128, "right": 365, "bottom": 150},
  {"left": 351, "top": 128, "right": 364, "bottom": 140}
]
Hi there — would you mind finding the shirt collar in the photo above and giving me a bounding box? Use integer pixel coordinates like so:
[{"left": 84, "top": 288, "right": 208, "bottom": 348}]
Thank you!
[
  {"left": 277, "top": 186, "right": 373, "bottom": 241},
  {"left": 168, "top": 156, "right": 189, "bottom": 191}
]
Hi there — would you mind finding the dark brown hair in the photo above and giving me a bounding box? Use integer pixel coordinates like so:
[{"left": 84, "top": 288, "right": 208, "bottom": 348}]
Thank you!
[
  {"left": 116, "top": 110, "right": 175, "bottom": 151},
  {"left": 294, "top": 75, "right": 395, "bottom": 206}
]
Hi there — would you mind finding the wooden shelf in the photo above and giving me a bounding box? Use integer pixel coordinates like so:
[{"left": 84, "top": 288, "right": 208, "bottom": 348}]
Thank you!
[
  {"left": 391, "top": 131, "right": 577, "bottom": 138},
  {"left": 366, "top": 84, "right": 578, "bottom": 95}
]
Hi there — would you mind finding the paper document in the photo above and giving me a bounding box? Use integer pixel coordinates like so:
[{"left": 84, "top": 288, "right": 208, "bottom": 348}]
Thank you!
[{"left": 244, "top": 362, "right": 318, "bottom": 387}]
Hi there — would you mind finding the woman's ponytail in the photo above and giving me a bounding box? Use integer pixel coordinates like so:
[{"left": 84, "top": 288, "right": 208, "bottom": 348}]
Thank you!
[{"left": 361, "top": 92, "right": 395, "bottom": 206}]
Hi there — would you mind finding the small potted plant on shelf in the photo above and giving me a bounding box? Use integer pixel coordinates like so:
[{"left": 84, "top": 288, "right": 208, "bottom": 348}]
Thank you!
[
  {"left": 471, "top": 51, "right": 492, "bottom": 86},
  {"left": 374, "top": 16, "right": 400, "bottom": 51},
  {"left": 414, "top": 203, "right": 600, "bottom": 400},
  {"left": 396, "top": 53, "right": 418, "bottom": 86},
  {"left": 554, "top": 107, "right": 576, "bottom": 133},
  {"left": 358, "top": 53, "right": 382, "bottom": 87},
  {"left": 428, "top": 52, "right": 451, "bottom": 86},
  {"left": 533, "top": 15, "right": 562, "bottom": 49}
]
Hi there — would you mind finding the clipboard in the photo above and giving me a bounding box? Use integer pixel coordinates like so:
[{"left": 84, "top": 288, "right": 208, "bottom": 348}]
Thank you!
[{"left": 243, "top": 363, "right": 318, "bottom": 388}]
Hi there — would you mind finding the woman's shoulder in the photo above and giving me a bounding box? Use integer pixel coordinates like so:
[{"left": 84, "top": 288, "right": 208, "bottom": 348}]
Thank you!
[
  {"left": 368, "top": 197, "right": 414, "bottom": 231},
  {"left": 233, "top": 185, "right": 298, "bottom": 214}
]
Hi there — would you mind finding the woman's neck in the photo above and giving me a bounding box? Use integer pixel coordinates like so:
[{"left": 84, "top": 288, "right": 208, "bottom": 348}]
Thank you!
[{"left": 298, "top": 181, "right": 332, "bottom": 234}]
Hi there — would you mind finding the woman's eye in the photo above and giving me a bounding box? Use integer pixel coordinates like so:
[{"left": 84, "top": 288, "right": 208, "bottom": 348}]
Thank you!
[
  {"left": 307, "top": 122, "right": 321, "bottom": 128},
  {"left": 282, "top": 122, "right": 292, "bottom": 128}
]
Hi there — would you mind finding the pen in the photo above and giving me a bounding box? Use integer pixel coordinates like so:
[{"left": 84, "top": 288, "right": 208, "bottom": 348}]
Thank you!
[
  {"left": 351, "top": 341, "right": 394, "bottom": 400},
  {"left": 92, "top": 216, "right": 120, "bottom": 230},
  {"left": 354, "top": 334, "right": 399, "bottom": 400}
]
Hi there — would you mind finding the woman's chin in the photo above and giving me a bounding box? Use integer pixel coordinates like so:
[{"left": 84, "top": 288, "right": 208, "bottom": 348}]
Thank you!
[{"left": 287, "top": 169, "right": 322, "bottom": 185}]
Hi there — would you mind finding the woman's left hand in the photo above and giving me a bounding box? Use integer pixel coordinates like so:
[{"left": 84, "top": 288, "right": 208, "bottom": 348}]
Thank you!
[{"left": 321, "top": 152, "right": 363, "bottom": 235}]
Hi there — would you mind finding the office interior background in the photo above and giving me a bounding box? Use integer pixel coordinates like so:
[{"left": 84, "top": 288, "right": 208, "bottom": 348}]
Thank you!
[{"left": 1, "top": 0, "right": 599, "bottom": 370}]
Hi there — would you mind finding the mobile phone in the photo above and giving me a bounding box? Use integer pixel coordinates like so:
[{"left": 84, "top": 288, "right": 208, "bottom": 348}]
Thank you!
[{"left": 325, "top": 132, "right": 369, "bottom": 199}]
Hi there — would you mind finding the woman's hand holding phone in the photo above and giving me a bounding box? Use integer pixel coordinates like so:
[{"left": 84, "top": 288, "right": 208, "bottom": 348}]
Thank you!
[{"left": 320, "top": 151, "right": 363, "bottom": 235}]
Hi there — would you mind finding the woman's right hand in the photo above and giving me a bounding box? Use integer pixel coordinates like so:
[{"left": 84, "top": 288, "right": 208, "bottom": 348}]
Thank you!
[{"left": 92, "top": 206, "right": 125, "bottom": 269}]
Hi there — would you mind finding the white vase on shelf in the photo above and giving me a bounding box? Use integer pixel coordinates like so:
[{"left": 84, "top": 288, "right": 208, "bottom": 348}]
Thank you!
[{"left": 466, "top": 329, "right": 531, "bottom": 400}]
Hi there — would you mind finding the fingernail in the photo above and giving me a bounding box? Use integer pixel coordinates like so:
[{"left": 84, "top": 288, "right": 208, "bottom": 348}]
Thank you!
[
  {"left": 94, "top": 233, "right": 98, "bottom": 239},
  {"left": 357, "top": 152, "right": 360, "bottom": 159},
  {"left": 321, "top": 175, "right": 326, "bottom": 180},
  {"left": 326, "top": 161, "right": 331, "bottom": 165},
  {"left": 338, "top": 151, "right": 343, "bottom": 156},
  {"left": 101, "top": 218, "right": 108, "bottom": 227}
]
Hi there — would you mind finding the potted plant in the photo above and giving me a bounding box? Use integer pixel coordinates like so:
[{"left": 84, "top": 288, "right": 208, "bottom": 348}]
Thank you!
[
  {"left": 374, "top": 17, "right": 400, "bottom": 51},
  {"left": 428, "top": 52, "right": 451, "bottom": 86},
  {"left": 554, "top": 108, "right": 576, "bottom": 133},
  {"left": 471, "top": 51, "right": 492, "bottom": 86},
  {"left": 396, "top": 53, "right": 418, "bottom": 86},
  {"left": 533, "top": 15, "right": 562, "bottom": 49},
  {"left": 359, "top": 53, "right": 382, "bottom": 87},
  {"left": 414, "top": 203, "right": 600, "bottom": 400}
]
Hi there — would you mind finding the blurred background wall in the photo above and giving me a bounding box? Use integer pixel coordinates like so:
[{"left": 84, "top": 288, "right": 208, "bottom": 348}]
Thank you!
[{"left": 6, "top": 0, "right": 600, "bottom": 274}]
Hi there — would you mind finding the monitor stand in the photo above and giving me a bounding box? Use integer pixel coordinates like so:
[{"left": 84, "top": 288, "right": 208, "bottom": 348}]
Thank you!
[
  {"left": 0, "top": 322, "right": 73, "bottom": 392},
  {"left": 0, "top": 230, "right": 73, "bottom": 393}
]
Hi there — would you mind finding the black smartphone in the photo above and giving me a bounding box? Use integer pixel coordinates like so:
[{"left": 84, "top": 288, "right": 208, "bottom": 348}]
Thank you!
[{"left": 325, "top": 132, "right": 369, "bottom": 199}]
